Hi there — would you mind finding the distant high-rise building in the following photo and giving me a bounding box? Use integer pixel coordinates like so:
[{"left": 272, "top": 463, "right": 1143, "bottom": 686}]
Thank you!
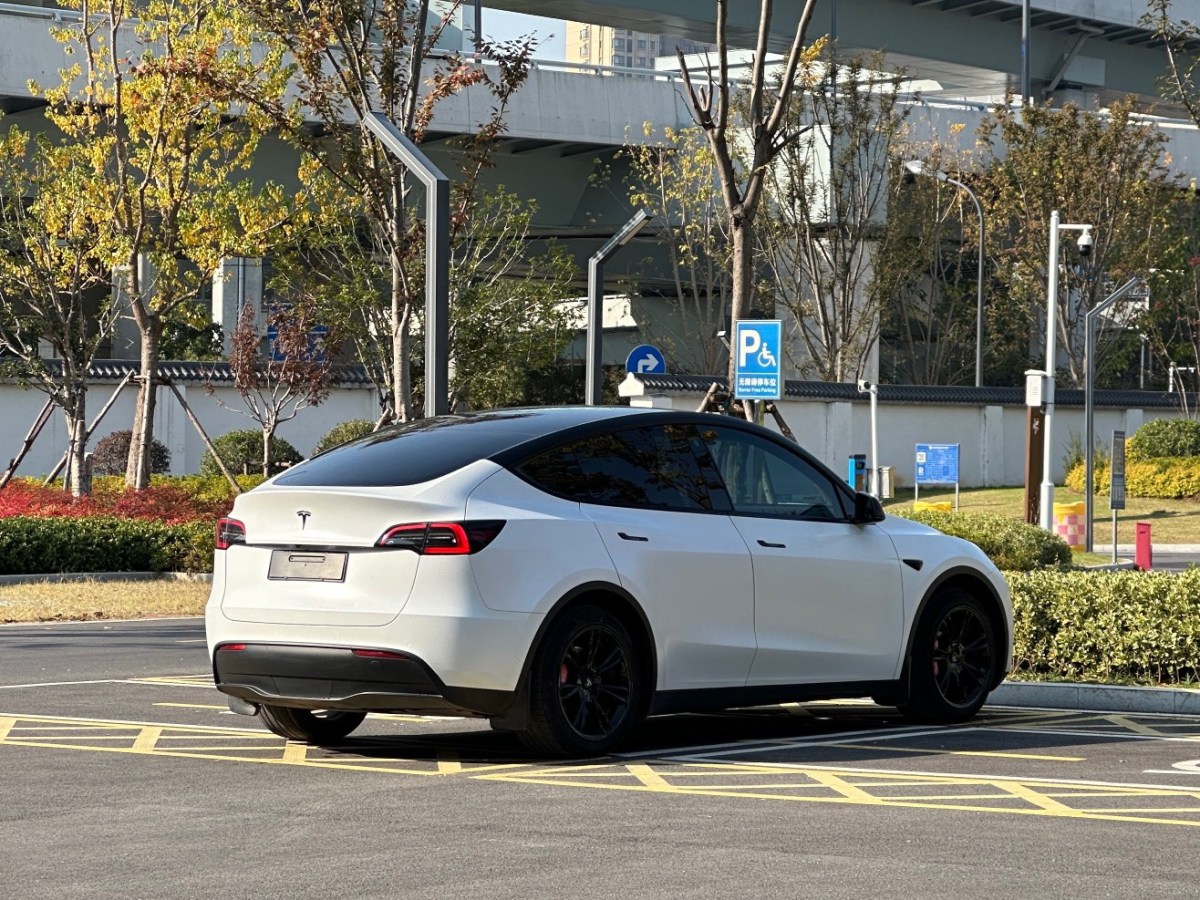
[{"left": 564, "top": 21, "right": 712, "bottom": 69}]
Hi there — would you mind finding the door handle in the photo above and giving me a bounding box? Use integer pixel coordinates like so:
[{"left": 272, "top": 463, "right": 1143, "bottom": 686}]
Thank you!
[
  {"left": 618, "top": 532, "right": 649, "bottom": 542},
  {"left": 757, "top": 539, "right": 787, "bottom": 549}
]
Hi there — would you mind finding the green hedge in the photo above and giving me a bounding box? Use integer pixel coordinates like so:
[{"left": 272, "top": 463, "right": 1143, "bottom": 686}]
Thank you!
[
  {"left": 1009, "top": 569, "right": 1200, "bottom": 684},
  {"left": 313, "top": 420, "right": 376, "bottom": 456},
  {"left": 200, "top": 430, "right": 301, "bottom": 478},
  {"left": 0, "top": 516, "right": 214, "bottom": 575},
  {"left": 894, "top": 508, "right": 1072, "bottom": 571},
  {"left": 1065, "top": 457, "right": 1200, "bottom": 499},
  {"left": 1128, "top": 418, "right": 1200, "bottom": 461}
]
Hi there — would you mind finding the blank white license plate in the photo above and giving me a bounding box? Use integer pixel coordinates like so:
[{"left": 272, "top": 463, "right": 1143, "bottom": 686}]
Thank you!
[{"left": 267, "top": 550, "right": 348, "bottom": 582}]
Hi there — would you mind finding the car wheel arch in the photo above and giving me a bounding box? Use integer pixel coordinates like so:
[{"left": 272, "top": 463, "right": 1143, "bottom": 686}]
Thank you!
[
  {"left": 902, "top": 566, "right": 1009, "bottom": 693},
  {"left": 495, "top": 581, "right": 659, "bottom": 731}
]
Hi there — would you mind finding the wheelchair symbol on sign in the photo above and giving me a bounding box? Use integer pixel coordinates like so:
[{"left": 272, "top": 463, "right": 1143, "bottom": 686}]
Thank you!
[{"left": 757, "top": 345, "right": 776, "bottom": 368}]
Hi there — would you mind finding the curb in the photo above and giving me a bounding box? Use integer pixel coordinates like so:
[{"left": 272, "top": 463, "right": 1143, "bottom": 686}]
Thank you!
[
  {"left": 0, "top": 572, "right": 213, "bottom": 585},
  {"left": 989, "top": 680, "right": 1200, "bottom": 716}
]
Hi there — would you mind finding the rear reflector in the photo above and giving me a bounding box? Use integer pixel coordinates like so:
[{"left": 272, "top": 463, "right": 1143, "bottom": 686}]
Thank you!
[
  {"left": 217, "top": 643, "right": 247, "bottom": 652},
  {"left": 351, "top": 649, "right": 409, "bottom": 660},
  {"left": 376, "top": 520, "right": 505, "bottom": 555},
  {"left": 216, "top": 517, "right": 246, "bottom": 550}
]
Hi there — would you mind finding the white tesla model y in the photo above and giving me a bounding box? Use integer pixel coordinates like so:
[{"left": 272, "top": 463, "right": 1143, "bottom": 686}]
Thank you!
[{"left": 206, "top": 406, "right": 1011, "bottom": 756}]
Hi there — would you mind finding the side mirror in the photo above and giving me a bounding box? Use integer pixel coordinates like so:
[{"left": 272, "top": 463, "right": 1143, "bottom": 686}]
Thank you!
[{"left": 853, "top": 492, "right": 886, "bottom": 524}]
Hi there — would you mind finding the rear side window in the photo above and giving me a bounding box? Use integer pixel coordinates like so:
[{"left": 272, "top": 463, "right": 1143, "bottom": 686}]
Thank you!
[
  {"left": 274, "top": 414, "right": 545, "bottom": 487},
  {"left": 518, "top": 425, "right": 716, "bottom": 511},
  {"left": 516, "top": 444, "right": 591, "bottom": 500}
]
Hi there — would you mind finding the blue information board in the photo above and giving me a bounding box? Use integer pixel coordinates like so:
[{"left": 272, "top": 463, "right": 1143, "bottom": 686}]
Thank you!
[
  {"left": 915, "top": 443, "right": 960, "bottom": 485},
  {"left": 733, "top": 320, "right": 783, "bottom": 400}
]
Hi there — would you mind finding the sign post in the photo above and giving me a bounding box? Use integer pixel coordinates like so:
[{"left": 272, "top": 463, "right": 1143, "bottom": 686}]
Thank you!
[
  {"left": 915, "top": 443, "right": 961, "bottom": 509},
  {"left": 733, "top": 320, "right": 783, "bottom": 402},
  {"left": 1110, "top": 430, "right": 1126, "bottom": 563}
]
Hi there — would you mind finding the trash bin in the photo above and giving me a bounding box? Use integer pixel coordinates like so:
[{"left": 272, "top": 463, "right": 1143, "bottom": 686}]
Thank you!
[
  {"left": 878, "top": 466, "right": 895, "bottom": 499},
  {"left": 913, "top": 500, "right": 952, "bottom": 513},
  {"left": 1053, "top": 501, "right": 1086, "bottom": 552}
]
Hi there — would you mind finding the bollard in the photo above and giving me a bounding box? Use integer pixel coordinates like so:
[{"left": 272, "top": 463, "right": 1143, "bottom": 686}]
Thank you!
[{"left": 1135, "top": 522, "right": 1153, "bottom": 570}]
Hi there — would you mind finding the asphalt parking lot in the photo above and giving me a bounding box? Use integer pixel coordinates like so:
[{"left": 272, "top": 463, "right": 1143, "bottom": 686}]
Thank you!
[{"left": 4, "top": 619, "right": 1200, "bottom": 899}]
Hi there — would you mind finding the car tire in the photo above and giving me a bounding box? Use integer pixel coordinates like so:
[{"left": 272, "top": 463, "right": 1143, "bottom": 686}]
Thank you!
[
  {"left": 258, "top": 705, "right": 367, "bottom": 744},
  {"left": 520, "top": 605, "right": 643, "bottom": 757},
  {"left": 899, "top": 587, "right": 998, "bottom": 723}
]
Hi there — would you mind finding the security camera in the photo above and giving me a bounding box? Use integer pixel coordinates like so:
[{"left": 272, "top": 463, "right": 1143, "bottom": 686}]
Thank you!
[
  {"left": 1077, "top": 230, "right": 1094, "bottom": 257},
  {"left": 857, "top": 379, "right": 873, "bottom": 392}
]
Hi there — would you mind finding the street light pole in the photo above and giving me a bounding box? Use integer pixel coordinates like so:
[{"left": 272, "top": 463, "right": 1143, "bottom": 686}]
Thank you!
[
  {"left": 904, "top": 161, "right": 986, "bottom": 387},
  {"left": 1039, "top": 209, "right": 1093, "bottom": 532}
]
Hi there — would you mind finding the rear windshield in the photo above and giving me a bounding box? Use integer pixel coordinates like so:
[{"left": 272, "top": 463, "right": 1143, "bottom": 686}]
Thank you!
[{"left": 273, "top": 414, "right": 547, "bottom": 487}]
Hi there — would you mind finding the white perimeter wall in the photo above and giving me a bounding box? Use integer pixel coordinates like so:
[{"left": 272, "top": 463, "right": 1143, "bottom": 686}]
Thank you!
[
  {"left": 623, "top": 385, "right": 1163, "bottom": 488},
  {"left": 0, "top": 382, "right": 380, "bottom": 478}
]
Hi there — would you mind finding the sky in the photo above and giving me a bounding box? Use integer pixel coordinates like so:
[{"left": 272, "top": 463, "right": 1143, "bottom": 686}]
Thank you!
[{"left": 479, "top": 9, "right": 566, "bottom": 58}]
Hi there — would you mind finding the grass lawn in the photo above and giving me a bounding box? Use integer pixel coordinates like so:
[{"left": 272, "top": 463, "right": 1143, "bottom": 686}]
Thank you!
[
  {"left": 884, "top": 486, "right": 1200, "bottom": 546},
  {"left": 0, "top": 580, "right": 210, "bottom": 624}
]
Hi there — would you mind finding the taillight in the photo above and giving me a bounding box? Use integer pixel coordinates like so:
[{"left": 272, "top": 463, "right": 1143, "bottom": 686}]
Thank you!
[
  {"left": 216, "top": 517, "right": 246, "bottom": 550},
  {"left": 217, "top": 643, "right": 247, "bottom": 652},
  {"left": 375, "top": 520, "right": 505, "bottom": 555}
]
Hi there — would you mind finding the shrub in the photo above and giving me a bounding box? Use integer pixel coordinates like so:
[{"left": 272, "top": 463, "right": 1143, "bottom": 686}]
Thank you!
[
  {"left": 1127, "top": 418, "right": 1200, "bottom": 461},
  {"left": 893, "top": 508, "right": 1072, "bottom": 571},
  {"left": 91, "top": 430, "right": 171, "bottom": 476},
  {"left": 1065, "top": 457, "right": 1200, "bottom": 499},
  {"left": 1009, "top": 568, "right": 1200, "bottom": 684},
  {"left": 0, "top": 478, "right": 230, "bottom": 523},
  {"left": 200, "top": 430, "right": 301, "bottom": 478},
  {"left": 313, "top": 419, "right": 375, "bottom": 456},
  {"left": 0, "top": 516, "right": 214, "bottom": 574}
]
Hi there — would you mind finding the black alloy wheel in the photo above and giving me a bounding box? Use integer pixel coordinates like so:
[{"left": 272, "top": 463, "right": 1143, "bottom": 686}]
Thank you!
[
  {"left": 556, "top": 622, "right": 634, "bottom": 741},
  {"left": 521, "top": 605, "right": 643, "bottom": 757},
  {"left": 930, "top": 602, "right": 993, "bottom": 709},
  {"left": 900, "top": 587, "right": 998, "bottom": 723}
]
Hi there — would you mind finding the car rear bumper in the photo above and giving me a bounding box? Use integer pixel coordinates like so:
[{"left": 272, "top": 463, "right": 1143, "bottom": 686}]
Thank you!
[{"left": 212, "top": 642, "right": 516, "bottom": 717}]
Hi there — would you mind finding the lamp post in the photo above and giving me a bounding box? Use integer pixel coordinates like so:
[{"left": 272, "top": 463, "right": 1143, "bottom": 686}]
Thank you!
[
  {"left": 1039, "top": 209, "right": 1094, "bottom": 532},
  {"left": 904, "top": 160, "right": 986, "bottom": 388},
  {"left": 586, "top": 210, "right": 653, "bottom": 405}
]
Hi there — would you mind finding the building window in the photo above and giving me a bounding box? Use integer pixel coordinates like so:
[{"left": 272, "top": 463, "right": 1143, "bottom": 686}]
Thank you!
[
  {"left": 580, "top": 26, "right": 589, "bottom": 38},
  {"left": 613, "top": 37, "right": 625, "bottom": 50},
  {"left": 637, "top": 39, "right": 646, "bottom": 49},
  {"left": 636, "top": 57, "right": 646, "bottom": 67}
]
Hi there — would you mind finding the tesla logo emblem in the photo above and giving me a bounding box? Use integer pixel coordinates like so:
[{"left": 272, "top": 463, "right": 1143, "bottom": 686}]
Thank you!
[{"left": 297, "top": 510, "right": 311, "bottom": 529}]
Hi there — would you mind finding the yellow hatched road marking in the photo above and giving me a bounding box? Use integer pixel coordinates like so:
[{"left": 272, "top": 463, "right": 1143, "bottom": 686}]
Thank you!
[
  {"left": 153, "top": 703, "right": 228, "bottom": 711},
  {"left": 132, "top": 727, "right": 162, "bottom": 753},
  {"left": 5, "top": 710, "right": 1200, "bottom": 827},
  {"left": 799, "top": 770, "right": 883, "bottom": 804},
  {"left": 627, "top": 763, "right": 672, "bottom": 790},
  {"left": 1106, "top": 714, "right": 1174, "bottom": 739}
]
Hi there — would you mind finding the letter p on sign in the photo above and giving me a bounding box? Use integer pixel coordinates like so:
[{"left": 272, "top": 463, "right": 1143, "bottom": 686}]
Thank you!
[{"left": 739, "top": 329, "right": 761, "bottom": 367}]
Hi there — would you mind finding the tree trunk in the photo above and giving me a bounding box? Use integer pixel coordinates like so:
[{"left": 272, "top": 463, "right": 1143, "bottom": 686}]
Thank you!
[
  {"left": 125, "top": 318, "right": 163, "bottom": 489},
  {"left": 726, "top": 215, "right": 756, "bottom": 386},
  {"left": 64, "top": 386, "right": 88, "bottom": 498},
  {"left": 262, "top": 423, "right": 272, "bottom": 479}
]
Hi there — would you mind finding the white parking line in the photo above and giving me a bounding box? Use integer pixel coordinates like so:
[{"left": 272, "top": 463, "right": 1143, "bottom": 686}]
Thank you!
[{"left": 0, "top": 679, "right": 120, "bottom": 689}]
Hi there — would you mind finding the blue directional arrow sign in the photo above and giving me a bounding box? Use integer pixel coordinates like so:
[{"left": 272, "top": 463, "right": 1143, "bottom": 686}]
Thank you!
[
  {"left": 626, "top": 344, "right": 666, "bottom": 375},
  {"left": 734, "top": 320, "right": 783, "bottom": 400}
]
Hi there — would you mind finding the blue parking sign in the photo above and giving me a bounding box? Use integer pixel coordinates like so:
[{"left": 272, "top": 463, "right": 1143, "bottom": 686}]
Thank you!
[{"left": 734, "top": 320, "right": 783, "bottom": 400}]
